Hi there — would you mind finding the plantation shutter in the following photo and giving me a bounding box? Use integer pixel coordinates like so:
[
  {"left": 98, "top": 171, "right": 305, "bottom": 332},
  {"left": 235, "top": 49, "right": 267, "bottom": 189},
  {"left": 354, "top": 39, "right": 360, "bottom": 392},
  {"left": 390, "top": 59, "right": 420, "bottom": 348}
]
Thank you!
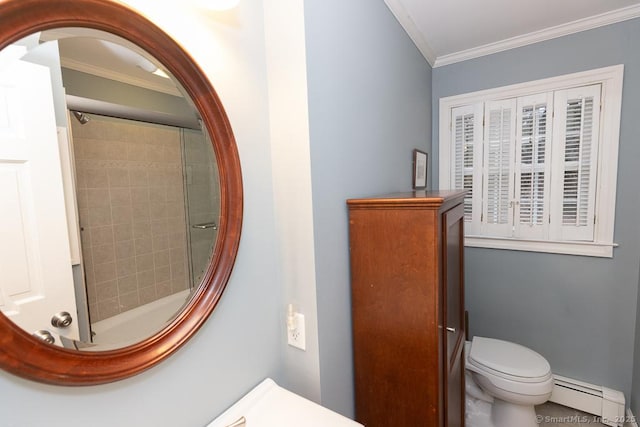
[
  {"left": 451, "top": 104, "right": 483, "bottom": 234},
  {"left": 550, "top": 84, "right": 601, "bottom": 241},
  {"left": 514, "top": 93, "right": 553, "bottom": 240},
  {"left": 482, "top": 99, "right": 516, "bottom": 237}
]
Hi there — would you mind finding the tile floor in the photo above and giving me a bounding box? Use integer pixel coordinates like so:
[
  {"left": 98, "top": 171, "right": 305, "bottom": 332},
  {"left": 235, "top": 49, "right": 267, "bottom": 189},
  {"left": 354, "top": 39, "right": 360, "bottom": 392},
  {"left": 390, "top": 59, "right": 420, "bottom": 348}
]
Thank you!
[{"left": 536, "top": 402, "right": 635, "bottom": 427}]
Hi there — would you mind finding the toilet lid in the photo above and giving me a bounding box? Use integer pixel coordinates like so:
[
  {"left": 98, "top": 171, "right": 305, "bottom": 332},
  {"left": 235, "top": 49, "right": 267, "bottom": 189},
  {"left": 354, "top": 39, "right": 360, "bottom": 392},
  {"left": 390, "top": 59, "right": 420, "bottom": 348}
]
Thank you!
[{"left": 469, "top": 337, "right": 551, "bottom": 380}]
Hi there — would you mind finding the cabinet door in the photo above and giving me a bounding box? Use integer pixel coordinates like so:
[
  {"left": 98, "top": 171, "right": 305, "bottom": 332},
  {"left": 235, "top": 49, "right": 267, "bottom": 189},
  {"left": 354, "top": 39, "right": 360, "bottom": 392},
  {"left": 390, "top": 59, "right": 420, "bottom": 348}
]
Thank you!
[{"left": 443, "top": 203, "right": 465, "bottom": 427}]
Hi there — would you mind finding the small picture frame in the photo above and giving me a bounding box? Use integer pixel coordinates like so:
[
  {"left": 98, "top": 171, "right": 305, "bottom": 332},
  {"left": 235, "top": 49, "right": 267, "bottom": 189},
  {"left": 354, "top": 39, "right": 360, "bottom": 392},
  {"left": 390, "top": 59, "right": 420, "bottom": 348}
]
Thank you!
[{"left": 412, "top": 149, "right": 428, "bottom": 189}]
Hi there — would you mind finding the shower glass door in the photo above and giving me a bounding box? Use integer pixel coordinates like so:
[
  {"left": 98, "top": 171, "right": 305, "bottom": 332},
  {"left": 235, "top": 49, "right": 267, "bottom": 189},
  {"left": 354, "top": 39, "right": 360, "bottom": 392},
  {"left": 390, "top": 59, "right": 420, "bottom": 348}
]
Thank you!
[{"left": 181, "top": 128, "right": 220, "bottom": 289}]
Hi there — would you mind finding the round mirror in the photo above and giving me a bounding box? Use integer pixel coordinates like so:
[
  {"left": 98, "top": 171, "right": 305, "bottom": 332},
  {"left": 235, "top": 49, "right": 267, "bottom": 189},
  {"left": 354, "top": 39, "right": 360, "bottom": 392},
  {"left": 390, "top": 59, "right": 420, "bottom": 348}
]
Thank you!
[{"left": 0, "top": 0, "right": 243, "bottom": 385}]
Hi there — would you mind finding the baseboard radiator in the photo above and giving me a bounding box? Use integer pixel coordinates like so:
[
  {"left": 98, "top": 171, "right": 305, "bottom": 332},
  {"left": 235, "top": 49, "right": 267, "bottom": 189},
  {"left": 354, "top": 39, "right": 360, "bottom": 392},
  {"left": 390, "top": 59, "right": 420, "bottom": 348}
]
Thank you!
[{"left": 550, "top": 374, "right": 627, "bottom": 427}]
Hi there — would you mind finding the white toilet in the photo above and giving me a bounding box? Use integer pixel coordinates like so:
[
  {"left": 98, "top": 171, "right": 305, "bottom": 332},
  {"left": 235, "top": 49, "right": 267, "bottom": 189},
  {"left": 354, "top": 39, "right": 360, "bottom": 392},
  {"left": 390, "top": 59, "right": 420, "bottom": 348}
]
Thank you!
[{"left": 465, "top": 336, "right": 554, "bottom": 427}]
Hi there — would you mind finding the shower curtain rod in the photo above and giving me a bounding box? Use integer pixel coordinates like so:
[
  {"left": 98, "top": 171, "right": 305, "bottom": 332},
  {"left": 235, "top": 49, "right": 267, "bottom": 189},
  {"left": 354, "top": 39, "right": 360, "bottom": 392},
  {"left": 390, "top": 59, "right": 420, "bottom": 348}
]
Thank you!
[{"left": 66, "top": 94, "right": 201, "bottom": 130}]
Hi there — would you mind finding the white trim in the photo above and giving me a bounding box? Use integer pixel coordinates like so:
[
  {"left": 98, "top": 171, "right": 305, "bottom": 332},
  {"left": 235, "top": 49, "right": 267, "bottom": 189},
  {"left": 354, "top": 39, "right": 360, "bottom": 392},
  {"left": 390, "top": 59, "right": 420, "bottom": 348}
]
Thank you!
[
  {"left": 465, "top": 236, "right": 616, "bottom": 258},
  {"left": 61, "top": 58, "right": 182, "bottom": 97},
  {"left": 550, "top": 374, "right": 626, "bottom": 427},
  {"left": 439, "top": 65, "right": 623, "bottom": 258},
  {"left": 383, "top": 0, "right": 436, "bottom": 66},
  {"left": 433, "top": 4, "right": 640, "bottom": 67},
  {"left": 627, "top": 409, "right": 639, "bottom": 427}
]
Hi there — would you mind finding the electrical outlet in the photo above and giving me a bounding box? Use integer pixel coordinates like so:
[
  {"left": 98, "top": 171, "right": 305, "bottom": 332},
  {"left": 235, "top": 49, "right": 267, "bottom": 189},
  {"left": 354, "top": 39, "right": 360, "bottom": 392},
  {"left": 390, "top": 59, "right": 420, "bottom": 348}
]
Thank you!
[{"left": 287, "top": 312, "right": 306, "bottom": 351}]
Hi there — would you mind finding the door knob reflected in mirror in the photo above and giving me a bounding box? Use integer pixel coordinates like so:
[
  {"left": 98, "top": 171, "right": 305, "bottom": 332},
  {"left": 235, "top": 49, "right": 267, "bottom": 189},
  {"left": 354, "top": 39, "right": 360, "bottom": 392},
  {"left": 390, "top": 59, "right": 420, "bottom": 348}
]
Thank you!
[
  {"left": 51, "top": 311, "right": 73, "bottom": 328},
  {"left": 33, "top": 330, "right": 55, "bottom": 344}
]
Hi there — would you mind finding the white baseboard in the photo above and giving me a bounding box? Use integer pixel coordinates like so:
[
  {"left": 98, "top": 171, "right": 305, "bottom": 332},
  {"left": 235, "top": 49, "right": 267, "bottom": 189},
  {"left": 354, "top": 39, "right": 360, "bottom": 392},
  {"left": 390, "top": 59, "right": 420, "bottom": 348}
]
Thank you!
[
  {"left": 550, "top": 374, "right": 626, "bottom": 427},
  {"left": 627, "top": 409, "right": 638, "bottom": 427}
]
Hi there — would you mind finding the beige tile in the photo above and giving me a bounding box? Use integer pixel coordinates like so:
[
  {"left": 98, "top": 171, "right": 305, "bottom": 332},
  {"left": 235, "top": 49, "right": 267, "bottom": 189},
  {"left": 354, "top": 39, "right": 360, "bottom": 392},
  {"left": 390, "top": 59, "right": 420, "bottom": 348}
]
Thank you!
[
  {"left": 113, "top": 223, "right": 133, "bottom": 242},
  {"left": 94, "top": 262, "right": 116, "bottom": 283},
  {"left": 115, "top": 240, "right": 135, "bottom": 260},
  {"left": 90, "top": 226, "right": 114, "bottom": 247},
  {"left": 139, "top": 286, "right": 157, "bottom": 305},
  {"left": 88, "top": 304, "right": 98, "bottom": 322},
  {"left": 136, "top": 253, "right": 155, "bottom": 272},
  {"left": 135, "top": 238, "right": 153, "bottom": 256},
  {"left": 116, "top": 257, "right": 137, "bottom": 278},
  {"left": 118, "top": 291, "right": 140, "bottom": 312},
  {"left": 147, "top": 144, "right": 164, "bottom": 162},
  {"left": 76, "top": 188, "right": 89, "bottom": 210},
  {"left": 168, "top": 232, "right": 186, "bottom": 249},
  {"left": 152, "top": 234, "right": 169, "bottom": 252},
  {"left": 148, "top": 169, "right": 166, "bottom": 186},
  {"left": 149, "top": 186, "right": 166, "bottom": 203},
  {"left": 87, "top": 189, "right": 111, "bottom": 208},
  {"left": 85, "top": 281, "right": 97, "bottom": 305},
  {"left": 164, "top": 143, "right": 181, "bottom": 162},
  {"left": 92, "top": 244, "right": 115, "bottom": 265},
  {"left": 151, "top": 219, "right": 169, "bottom": 237},
  {"left": 111, "top": 205, "right": 133, "bottom": 225},
  {"left": 171, "top": 262, "right": 187, "bottom": 281},
  {"left": 96, "top": 280, "right": 118, "bottom": 301},
  {"left": 88, "top": 206, "right": 112, "bottom": 226},
  {"left": 84, "top": 139, "right": 106, "bottom": 160},
  {"left": 133, "top": 221, "right": 152, "bottom": 239},
  {"left": 129, "top": 168, "right": 148, "bottom": 186},
  {"left": 127, "top": 143, "right": 146, "bottom": 161},
  {"left": 165, "top": 185, "right": 183, "bottom": 203},
  {"left": 149, "top": 202, "right": 168, "bottom": 221},
  {"left": 166, "top": 168, "right": 182, "bottom": 185},
  {"left": 156, "top": 281, "right": 173, "bottom": 299},
  {"left": 107, "top": 168, "right": 130, "bottom": 188},
  {"left": 130, "top": 187, "right": 149, "bottom": 203},
  {"left": 106, "top": 141, "right": 128, "bottom": 161},
  {"left": 172, "top": 278, "right": 189, "bottom": 293},
  {"left": 170, "top": 247, "right": 186, "bottom": 264},
  {"left": 84, "top": 263, "right": 95, "bottom": 287},
  {"left": 117, "top": 275, "right": 138, "bottom": 295},
  {"left": 154, "top": 250, "right": 171, "bottom": 267},
  {"left": 132, "top": 203, "right": 151, "bottom": 223},
  {"left": 137, "top": 269, "right": 155, "bottom": 287},
  {"left": 80, "top": 227, "right": 92, "bottom": 248},
  {"left": 96, "top": 297, "right": 120, "bottom": 321},
  {"left": 110, "top": 188, "right": 131, "bottom": 206},
  {"left": 86, "top": 169, "right": 109, "bottom": 189},
  {"left": 166, "top": 202, "right": 184, "bottom": 219},
  {"left": 154, "top": 266, "right": 171, "bottom": 283}
]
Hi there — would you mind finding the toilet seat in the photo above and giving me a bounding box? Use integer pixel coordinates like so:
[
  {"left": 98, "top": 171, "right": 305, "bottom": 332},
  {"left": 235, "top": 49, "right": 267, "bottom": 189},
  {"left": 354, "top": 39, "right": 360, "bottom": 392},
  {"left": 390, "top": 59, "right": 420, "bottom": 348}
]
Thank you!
[{"left": 468, "top": 337, "right": 551, "bottom": 383}]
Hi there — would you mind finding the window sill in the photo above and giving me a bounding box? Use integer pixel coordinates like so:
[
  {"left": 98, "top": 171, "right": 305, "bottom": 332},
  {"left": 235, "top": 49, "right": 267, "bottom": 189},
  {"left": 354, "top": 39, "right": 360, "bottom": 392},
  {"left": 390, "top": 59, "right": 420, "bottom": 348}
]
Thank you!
[{"left": 464, "top": 236, "right": 616, "bottom": 258}]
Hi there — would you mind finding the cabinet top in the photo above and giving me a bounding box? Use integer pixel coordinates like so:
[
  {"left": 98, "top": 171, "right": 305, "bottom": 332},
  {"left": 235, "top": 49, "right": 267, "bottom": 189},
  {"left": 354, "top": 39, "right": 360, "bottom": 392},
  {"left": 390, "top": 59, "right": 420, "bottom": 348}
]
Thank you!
[{"left": 347, "top": 189, "right": 466, "bottom": 210}]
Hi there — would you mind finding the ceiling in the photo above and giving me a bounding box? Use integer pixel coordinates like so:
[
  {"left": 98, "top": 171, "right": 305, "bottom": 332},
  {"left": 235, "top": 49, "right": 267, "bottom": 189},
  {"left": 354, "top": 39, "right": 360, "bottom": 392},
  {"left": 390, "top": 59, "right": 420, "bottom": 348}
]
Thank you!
[
  {"left": 39, "top": 28, "right": 181, "bottom": 97},
  {"left": 384, "top": 0, "right": 640, "bottom": 67}
]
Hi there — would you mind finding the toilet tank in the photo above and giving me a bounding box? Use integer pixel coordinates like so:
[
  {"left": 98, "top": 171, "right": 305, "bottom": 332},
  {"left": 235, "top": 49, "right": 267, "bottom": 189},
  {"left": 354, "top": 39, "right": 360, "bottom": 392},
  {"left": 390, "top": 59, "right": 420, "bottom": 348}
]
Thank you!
[{"left": 206, "top": 378, "right": 363, "bottom": 427}]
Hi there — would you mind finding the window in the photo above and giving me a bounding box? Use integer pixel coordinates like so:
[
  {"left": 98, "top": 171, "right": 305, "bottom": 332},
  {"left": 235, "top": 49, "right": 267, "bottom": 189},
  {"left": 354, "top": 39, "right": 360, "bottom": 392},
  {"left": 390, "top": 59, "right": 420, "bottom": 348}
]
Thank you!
[{"left": 439, "top": 65, "right": 623, "bottom": 257}]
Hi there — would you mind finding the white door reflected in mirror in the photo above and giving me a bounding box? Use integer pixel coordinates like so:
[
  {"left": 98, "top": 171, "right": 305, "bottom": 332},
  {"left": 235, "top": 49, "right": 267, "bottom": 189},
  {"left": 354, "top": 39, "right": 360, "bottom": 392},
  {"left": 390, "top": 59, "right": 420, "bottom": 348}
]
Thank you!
[{"left": 0, "top": 53, "right": 80, "bottom": 345}]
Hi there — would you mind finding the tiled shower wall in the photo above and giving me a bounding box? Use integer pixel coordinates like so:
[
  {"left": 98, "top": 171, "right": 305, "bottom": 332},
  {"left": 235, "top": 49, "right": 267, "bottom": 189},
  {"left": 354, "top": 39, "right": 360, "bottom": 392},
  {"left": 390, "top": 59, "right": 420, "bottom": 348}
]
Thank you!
[{"left": 71, "top": 115, "right": 190, "bottom": 322}]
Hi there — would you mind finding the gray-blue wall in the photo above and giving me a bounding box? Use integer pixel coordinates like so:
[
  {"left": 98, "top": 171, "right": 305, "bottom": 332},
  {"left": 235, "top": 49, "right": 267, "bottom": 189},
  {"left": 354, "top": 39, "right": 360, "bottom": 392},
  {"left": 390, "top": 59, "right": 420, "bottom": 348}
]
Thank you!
[
  {"left": 432, "top": 19, "right": 640, "bottom": 403},
  {"left": 633, "top": 269, "right": 640, "bottom": 414},
  {"left": 304, "top": 0, "right": 432, "bottom": 417}
]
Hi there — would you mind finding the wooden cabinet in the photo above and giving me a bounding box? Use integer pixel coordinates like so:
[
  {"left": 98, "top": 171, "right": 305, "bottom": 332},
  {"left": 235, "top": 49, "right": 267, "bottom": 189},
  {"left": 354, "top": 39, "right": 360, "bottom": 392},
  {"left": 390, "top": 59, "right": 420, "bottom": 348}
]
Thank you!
[{"left": 347, "top": 190, "right": 466, "bottom": 427}]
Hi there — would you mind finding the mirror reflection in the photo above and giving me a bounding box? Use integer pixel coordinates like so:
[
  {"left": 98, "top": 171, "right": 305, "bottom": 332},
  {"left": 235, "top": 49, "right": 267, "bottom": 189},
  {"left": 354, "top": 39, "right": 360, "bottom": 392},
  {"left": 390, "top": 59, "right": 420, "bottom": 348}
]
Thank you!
[{"left": 0, "top": 29, "right": 220, "bottom": 350}]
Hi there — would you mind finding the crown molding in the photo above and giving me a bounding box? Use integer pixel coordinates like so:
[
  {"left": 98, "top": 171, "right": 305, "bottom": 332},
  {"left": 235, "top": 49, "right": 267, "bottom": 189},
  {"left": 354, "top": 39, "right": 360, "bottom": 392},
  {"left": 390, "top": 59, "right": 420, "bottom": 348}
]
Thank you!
[
  {"left": 433, "top": 4, "right": 640, "bottom": 68},
  {"left": 384, "top": 0, "right": 436, "bottom": 66},
  {"left": 61, "top": 57, "right": 182, "bottom": 96}
]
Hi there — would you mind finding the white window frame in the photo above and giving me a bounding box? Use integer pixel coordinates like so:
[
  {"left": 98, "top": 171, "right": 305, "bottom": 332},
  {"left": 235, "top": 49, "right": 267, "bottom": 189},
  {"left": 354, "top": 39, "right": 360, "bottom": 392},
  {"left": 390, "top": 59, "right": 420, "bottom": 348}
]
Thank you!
[{"left": 439, "top": 65, "right": 623, "bottom": 258}]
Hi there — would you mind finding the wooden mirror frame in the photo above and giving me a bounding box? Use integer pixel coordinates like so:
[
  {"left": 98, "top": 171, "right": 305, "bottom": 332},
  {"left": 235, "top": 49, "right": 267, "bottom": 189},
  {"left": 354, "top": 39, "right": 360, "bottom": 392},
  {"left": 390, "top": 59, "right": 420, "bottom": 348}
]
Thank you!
[{"left": 0, "top": 0, "right": 243, "bottom": 385}]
